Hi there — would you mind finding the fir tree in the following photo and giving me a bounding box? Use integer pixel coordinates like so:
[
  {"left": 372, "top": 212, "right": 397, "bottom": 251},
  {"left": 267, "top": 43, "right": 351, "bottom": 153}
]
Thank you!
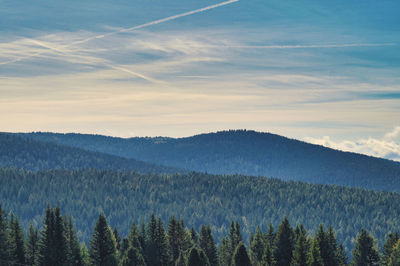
[
  {"left": 336, "top": 243, "right": 348, "bottom": 266},
  {"left": 26, "top": 223, "right": 40, "bottom": 266},
  {"left": 307, "top": 237, "right": 323, "bottom": 266},
  {"left": 388, "top": 240, "right": 400, "bottom": 266},
  {"left": 65, "top": 216, "right": 83, "bottom": 266},
  {"left": 89, "top": 213, "right": 118, "bottom": 266},
  {"left": 9, "top": 213, "right": 26, "bottom": 265},
  {"left": 262, "top": 241, "right": 275, "bottom": 266},
  {"left": 113, "top": 227, "right": 121, "bottom": 252},
  {"left": 291, "top": 229, "right": 308, "bottom": 266},
  {"left": 0, "top": 205, "right": 10, "bottom": 265},
  {"left": 175, "top": 251, "right": 186, "bottom": 266},
  {"left": 199, "top": 225, "right": 218, "bottom": 266},
  {"left": 232, "top": 242, "right": 251, "bottom": 266},
  {"left": 187, "top": 246, "right": 210, "bottom": 266},
  {"left": 264, "top": 223, "right": 275, "bottom": 247},
  {"left": 120, "top": 247, "right": 146, "bottom": 266},
  {"left": 352, "top": 229, "right": 379, "bottom": 266},
  {"left": 168, "top": 216, "right": 185, "bottom": 264},
  {"left": 250, "top": 226, "right": 265, "bottom": 265},
  {"left": 383, "top": 233, "right": 400, "bottom": 266},
  {"left": 273, "top": 217, "right": 294, "bottom": 266}
]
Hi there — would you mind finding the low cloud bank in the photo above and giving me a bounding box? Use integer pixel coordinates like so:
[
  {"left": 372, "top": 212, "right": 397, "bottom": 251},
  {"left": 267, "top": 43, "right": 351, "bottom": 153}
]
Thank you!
[{"left": 305, "top": 126, "right": 400, "bottom": 162}]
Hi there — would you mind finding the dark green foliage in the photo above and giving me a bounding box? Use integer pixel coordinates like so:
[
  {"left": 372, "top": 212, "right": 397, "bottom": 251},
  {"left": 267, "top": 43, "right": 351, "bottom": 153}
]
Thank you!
[
  {"left": 383, "top": 233, "right": 400, "bottom": 265},
  {"left": 291, "top": 228, "right": 308, "bottom": 266},
  {"left": 388, "top": 240, "right": 400, "bottom": 266},
  {"left": 0, "top": 205, "right": 10, "bottom": 265},
  {"left": 168, "top": 216, "right": 186, "bottom": 264},
  {"left": 187, "top": 246, "right": 210, "bottom": 266},
  {"left": 2, "top": 167, "right": 400, "bottom": 251},
  {"left": 308, "top": 237, "right": 323, "bottom": 266},
  {"left": 352, "top": 229, "right": 380, "bottom": 266},
  {"left": 250, "top": 226, "right": 264, "bottom": 265},
  {"left": 26, "top": 223, "right": 40, "bottom": 266},
  {"left": 113, "top": 227, "right": 121, "bottom": 252},
  {"left": 175, "top": 251, "right": 186, "bottom": 266},
  {"left": 19, "top": 130, "right": 400, "bottom": 193},
  {"left": 0, "top": 133, "right": 178, "bottom": 174},
  {"left": 38, "top": 206, "right": 67, "bottom": 266},
  {"left": 9, "top": 213, "right": 25, "bottom": 265},
  {"left": 199, "top": 225, "right": 218, "bottom": 266},
  {"left": 120, "top": 247, "right": 146, "bottom": 266},
  {"left": 145, "top": 215, "right": 169, "bottom": 266},
  {"left": 65, "top": 216, "right": 83, "bottom": 266},
  {"left": 262, "top": 242, "right": 275, "bottom": 266},
  {"left": 89, "top": 214, "right": 118, "bottom": 266},
  {"left": 336, "top": 244, "right": 348, "bottom": 266},
  {"left": 232, "top": 242, "right": 251, "bottom": 266},
  {"left": 273, "top": 217, "right": 294, "bottom": 266}
]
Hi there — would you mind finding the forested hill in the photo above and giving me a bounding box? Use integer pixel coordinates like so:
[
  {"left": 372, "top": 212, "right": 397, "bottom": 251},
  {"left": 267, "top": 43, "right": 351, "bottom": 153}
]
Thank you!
[
  {"left": 0, "top": 133, "right": 178, "bottom": 173},
  {"left": 1, "top": 167, "right": 400, "bottom": 253},
  {"left": 18, "top": 130, "right": 400, "bottom": 192}
]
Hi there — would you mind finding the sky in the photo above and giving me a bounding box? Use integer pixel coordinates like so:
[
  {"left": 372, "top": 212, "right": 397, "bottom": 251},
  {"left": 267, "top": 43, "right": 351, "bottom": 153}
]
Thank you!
[{"left": 1, "top": 0, "right": 399, "bottom": 161}]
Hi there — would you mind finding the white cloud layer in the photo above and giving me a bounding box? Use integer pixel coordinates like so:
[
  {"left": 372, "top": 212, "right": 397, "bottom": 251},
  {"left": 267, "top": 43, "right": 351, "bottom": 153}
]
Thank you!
[{"left": 305, "top": 127, "right": 400, "bottom": 161}]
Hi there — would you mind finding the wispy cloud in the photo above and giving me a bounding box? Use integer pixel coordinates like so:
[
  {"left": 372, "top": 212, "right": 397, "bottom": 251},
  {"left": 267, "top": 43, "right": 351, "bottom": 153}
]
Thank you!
[{"left": 305, "top": 126, "right": 400, "bottom": 161}]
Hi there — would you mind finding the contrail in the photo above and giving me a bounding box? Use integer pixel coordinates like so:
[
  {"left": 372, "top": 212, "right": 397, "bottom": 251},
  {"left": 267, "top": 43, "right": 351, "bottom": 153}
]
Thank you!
[
  {"left": 72, "top": 0, "right": 239, "bottom": 45},
  {"left": 0, "top": 0, "right": 239, "bottom": 66}
]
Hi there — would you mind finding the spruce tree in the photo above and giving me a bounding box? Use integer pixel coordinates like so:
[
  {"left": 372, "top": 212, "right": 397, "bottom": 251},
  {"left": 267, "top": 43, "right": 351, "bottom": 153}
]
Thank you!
[
  {"left": 0, "top": 205, "right": 10, "bottom": 265},
  {"left": 187, "top": 246, "right": 210, "bottom": 266},
  {"left": 157, "top": 217, "right": 170, "bottom": 266},
  {"left": 175, "top": 251, "right": 186, "bottom": 266},
  {"left": 262, "top": 241, "right": 275, "bottom": 266},
  {"left": 232, "top": 242, "right": 251, "bottom": 266},
  {"left": 120, "top": 247, "right": 146, "bottom": 266},
  {"left": 89, "top": 213, "right": 118, "bottom": 266},
  {"left": 113, "top": 227, "right": 121, "bottom": 252},
  {"left": 168, "top": 216, "right": 185, "bottom": 264},
  {"left": 326, "top": 226, "right": 339, "bottom": 266},
  {"left": 264, "top": 223, "right": 275, "bottom": 247},
  {"left": 199, "top": 225, "right": 218, "bottom": 266},
  {"left": 307, "top": 237, "right": 323, "bottom": 266},
  {"left": 65, "top": 216, "right": 83, "bottom": 266},
  {"left": 9, "top": 213, "right": 26, "bottom": 265},
  {"left": 250, "top": 226, "right": 265, "bottom": 265},
  {"left": 273, "top": 217, "right": 294, "bottom": 266},
  {"left": 388, "top": 240, "right": 400, "bottom": 266},
  {"left": 26, "top": 223, "right": 40, "bottom": 266},
  {"left": 383, "top": 233, "right": 400, "bottom": 265},
  {"left": 352, "top": 229, "right": 380, "bottom": 266},
  {"left": 336, "top": 244, "right": 348, "bottom": 266},
  {"left": 291, "top": 229, "right": 308, "bottom": 266}
]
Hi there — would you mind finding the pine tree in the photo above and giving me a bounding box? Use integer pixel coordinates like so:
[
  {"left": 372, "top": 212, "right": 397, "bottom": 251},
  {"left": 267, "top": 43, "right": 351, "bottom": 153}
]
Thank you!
[
  {"left": 9, "top": 213, "right": 26, "bottom": 265},
  {"left": 0, "top": 205, "right": 10, "bottom": 265},
  {"left": 291, "top": 229, "right": 308, "bottom": 266},
  {"left": 168, "top": 216, "right": 185, "bottom": 264},
  {"left": 383, "top": 233, "right": 400, "bottom": 265},
  {"left": 89, "top": 213, "right": 118, "bottom": 266},
  {"left": 120, "top": 247, "right": 146, "bottom": 266},
  {"left": 80, "top": 243, "right": 90, "bottom": 266},
  {"left": 65, "top": 216, "right": 83, "bottom": 266},
  {"left": 26, "top": 223, "right": 40, "bottom": 266},
  {"left": 264, "top": 223, "right": 275, "bottom": 247},
  {"left": 352, "top": 229, "right": 380, "bottom": 266},
  {"left": 336, "top": 244, "right": 348, "bottom": 266},
  {"left": 175, "top": 251, "right": 186, "bottom": 266},
  {"left": 199, "top": 225, "right": 218, "bottom": 266},
  {"left": 128, "top": 221, "right": 142, "bottom": 252},
  {"left": 273, "top": 217, "right": 294, "bottom": 266},
  {"left": 388, "top": 240, "right": 400, "bottom": 266},
  {"left": 326, "top": 226, "right": 339, "bottom": 266},
  {"left": 262, "top": 241, "right": 275, "bottom": 266},
  {"left": 232, "top": 242, "right": 251, "bottom": 266},
  {"left": 307, "top": 237, "right": 323, "bottom": 266},
  {"left": 53, "top": 206, "right": 67, "bottom": 265},
  {"left": 250, "top": 226, "right": 265, "bottom": 265},
  {"left": 157, "top": 217, "right": 170, "bottom": 266},
  {"left": 113, "top": 227, "right": 121, "bottom": 252},
  {"left": 187, "top": 246, "right": 210, "bottom": 266}
]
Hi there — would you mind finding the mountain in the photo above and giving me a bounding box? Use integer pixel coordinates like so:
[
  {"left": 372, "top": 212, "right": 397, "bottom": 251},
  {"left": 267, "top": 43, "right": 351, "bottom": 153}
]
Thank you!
[
  {"left": 0, "top": 133, "right": 179, "bottom": 174},
  {"left": 1, "top": 167, "right": 400, "bottom": 252},
  {"left": 17, "top": 130, "right": 400, "bottom": 192}
]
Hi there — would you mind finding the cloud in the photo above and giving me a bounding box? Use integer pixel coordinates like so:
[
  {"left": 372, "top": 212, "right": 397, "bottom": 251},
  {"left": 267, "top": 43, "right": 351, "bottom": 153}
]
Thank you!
[{"left": 305, "top": 126, "right": 400, "bottom": 161}]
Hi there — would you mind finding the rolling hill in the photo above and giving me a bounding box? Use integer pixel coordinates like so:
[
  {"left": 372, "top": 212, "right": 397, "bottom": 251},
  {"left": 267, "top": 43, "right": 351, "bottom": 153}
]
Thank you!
[
  {"left": 0, "top": 133, "right": 179, "bottom": 174},
  {"left": 17, "top": 130, "right": 400, "bottom": 192}
]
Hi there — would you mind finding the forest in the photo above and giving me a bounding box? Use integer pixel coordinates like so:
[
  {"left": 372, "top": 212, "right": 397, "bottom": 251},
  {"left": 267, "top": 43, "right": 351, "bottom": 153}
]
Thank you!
[
  {"left": 17, "top": 130, "right": 400, "bottom": 193},
  {"left": 1, "top": 205, "right": 399, "bottom": 266},
  {"left": 1, "top": 167, "right": 400, "bottom": 254}
]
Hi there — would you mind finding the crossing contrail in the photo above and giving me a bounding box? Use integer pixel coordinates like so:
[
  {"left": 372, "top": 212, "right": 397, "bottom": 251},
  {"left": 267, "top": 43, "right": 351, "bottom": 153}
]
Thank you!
[{"left": 0, "top": 0, "right": 239, "bottom": 66}]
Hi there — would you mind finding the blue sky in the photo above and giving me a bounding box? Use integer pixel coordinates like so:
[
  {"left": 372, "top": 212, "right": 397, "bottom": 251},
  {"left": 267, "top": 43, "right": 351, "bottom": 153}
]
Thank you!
[{"left": 1, "top": 0, "right": 399, "bottom": 160}]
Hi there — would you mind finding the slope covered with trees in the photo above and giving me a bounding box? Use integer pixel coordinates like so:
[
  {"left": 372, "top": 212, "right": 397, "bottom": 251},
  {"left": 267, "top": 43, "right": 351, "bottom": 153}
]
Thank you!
[
  {"left": 1, "top": 167, "right": 400, "bottom": 253},
  {"left": 0, "top": 133, "right": 179, "bottom": 174},
  {"left": 18, "top": 130, "right": 400, "bottom": 192},
  {"left": 1, "top": 205, "right": 398, "bottom": 266}
]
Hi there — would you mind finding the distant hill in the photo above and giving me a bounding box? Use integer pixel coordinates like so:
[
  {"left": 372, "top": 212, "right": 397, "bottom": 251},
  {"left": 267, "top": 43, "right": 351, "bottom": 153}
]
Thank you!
[
  {"left": 0, "top": 133, "right": 178, "bottom": 174},
  {"left": 1, "top": 167, "right": 400, "bottom": 252},
  {"left": 17, "top": 130, "right": 400, "bottom": 192}
]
